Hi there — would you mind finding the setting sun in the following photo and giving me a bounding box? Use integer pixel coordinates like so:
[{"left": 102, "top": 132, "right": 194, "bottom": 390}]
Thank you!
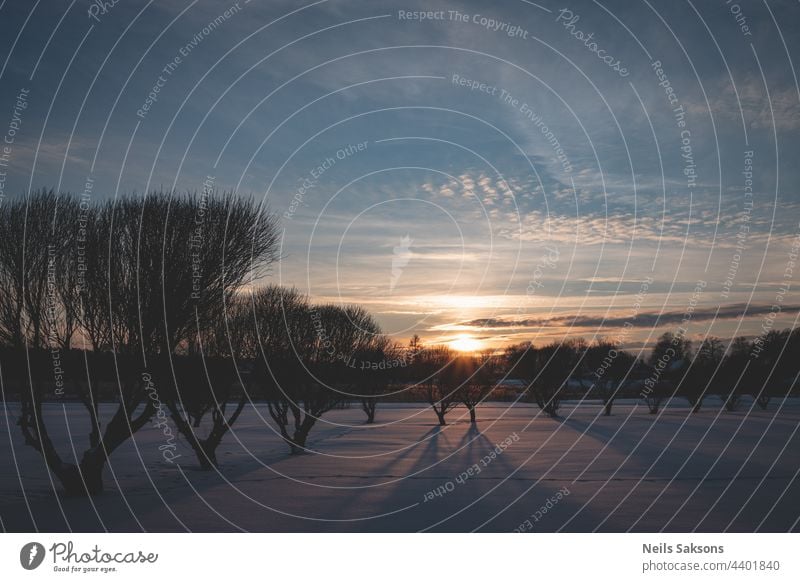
[{"left": 447, "top": 334, "right": 484, "bottom": 353}]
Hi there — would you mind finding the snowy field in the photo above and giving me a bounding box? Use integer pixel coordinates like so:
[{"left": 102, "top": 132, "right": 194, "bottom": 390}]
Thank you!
[{"left": 1, "top": 400, "right": 799, "bottom": 532}]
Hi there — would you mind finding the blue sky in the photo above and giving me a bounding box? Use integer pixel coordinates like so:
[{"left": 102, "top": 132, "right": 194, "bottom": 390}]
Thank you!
[{"left": 1, "top": 0, "right": 799, "bottom": 351}]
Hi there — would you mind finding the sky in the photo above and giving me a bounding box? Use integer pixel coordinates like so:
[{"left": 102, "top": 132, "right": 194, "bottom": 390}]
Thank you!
[{"left": 1, "top": 0, "right": 799, "bottom": 353}]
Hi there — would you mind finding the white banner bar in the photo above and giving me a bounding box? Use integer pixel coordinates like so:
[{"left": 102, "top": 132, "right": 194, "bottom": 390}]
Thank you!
[{"left": 1, "top": 533, "right": 797, "bottom": 581}]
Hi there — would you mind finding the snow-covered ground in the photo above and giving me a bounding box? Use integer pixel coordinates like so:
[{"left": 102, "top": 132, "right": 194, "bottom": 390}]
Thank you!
[{"left": 1, "top": 399, "right": 799, "bottom": 532}]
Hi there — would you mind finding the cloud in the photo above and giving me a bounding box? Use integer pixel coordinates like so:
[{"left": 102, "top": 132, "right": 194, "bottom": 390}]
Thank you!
[
  {"left": 453, "top": 303, "right": 800, "bottom": 330},
  {"left": 691, "top": 76, "right": 800, "bottom": 132}
]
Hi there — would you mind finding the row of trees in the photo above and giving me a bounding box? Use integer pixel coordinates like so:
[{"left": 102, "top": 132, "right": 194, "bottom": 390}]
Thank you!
[
  {"left": 500, "top": 330, "right": 799, "bottom": 419},
  {"left": 247, "top": 286, "right": 390, "bottom": 452},
  {"left": 0, "top": 191, "right": 405, "bottom": 493},
  {"left": 245, "top": 324, "right": 798, "bottom": 430},
  {"left": 409, "top": 344, "right": 498, "bottom": 425},
  {"left": 1, "top": 192, "right": 798, "bottom": 497},
  {"left": 0, "top": 190, "right": 285, "bottom": 494}
]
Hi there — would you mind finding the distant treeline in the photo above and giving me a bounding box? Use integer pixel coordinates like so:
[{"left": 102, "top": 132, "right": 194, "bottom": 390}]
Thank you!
[{"left": 0, "top": 191, "right": 797, "bottom": 498}]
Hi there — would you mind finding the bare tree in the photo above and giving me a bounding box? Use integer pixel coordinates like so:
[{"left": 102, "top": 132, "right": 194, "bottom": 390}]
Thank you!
[
  {"left": 155, "top": 194, "right": 279, "bottom": 469},
  {"left": 0, "top": 191, "right": 76, "bottom": 349},
  {"left": 411, "top": 345, "right": 460, "bottom": 426},
  {"left": 156, "top": 296, "right": 252, "bottom": 469},
  {"left": 718, "top": 336, "right": 750, "bottom": 411},
  {"left": 748, "top": 329, "right": 797, "bottom": 410},
  {"left": 250, "top": 286, "right": 385, "bottom": 453},
  {"left": 1, "top": 192, "right": 118, "bottom": 495},
  {"left": 0, "top": 196, "right": 26, "bottom": 348},
  {"left": 643, "top": 332, "right": 691, "bottom": 414},
  {"left": 682, "top": 337, "right": 724, "bottom": 412},
  {"left": 454, "top": 351, "right": 498, "bottom": 423},
  {"left": 508, "top": 340, "right": 581, "bottom": 418},
  {"left": 353, "top": 338, "right": 401, "bottom": 424},
  {"left": 157, "top": 354, "right": 244, "bottom": 469},
  {"left": 581, "top": 340, "right": 637, "bottom": 416}
]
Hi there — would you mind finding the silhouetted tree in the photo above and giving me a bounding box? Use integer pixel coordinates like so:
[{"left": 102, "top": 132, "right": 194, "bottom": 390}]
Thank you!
[
  {"left": 0, "top": 191, "right": 77, "bottom": 349},
  {"left": 643, "top": 332, "right": 691, "bottom": 414},
  {"left": 154, "top": 192, "right": 279, "bottom": 469},
  {"left": 154, "top": 297, "right": 252, "bottom": 469},
  {"left": 454, "top": 351, "right": 498, "bottom": 423},
  {"left": 508, "top": 340, "right": 580, "bottom": 417},
  {"left": 682, "top": 337, "right": 724, "bottom": 412},
  {"left": 582, "top": 340, "right": 637, "bottom": 415},
  {"left": 718, "top": 336, "right": 750, "bottom": 411},
  {"left": 0, "top": 197, "right": 26, "bottom": 348},
  {"left": 156, "top": 354, "right": 244, "bottom": 469},
  {"left": 353, "top": 338, "right": 402, "bottom": 424},
  {"left": 411, "top": 345, "right": 460, "bottom": 425},
  {"left": 251, "top": 286, "right": 385, "bottom": 452},
  {"left": 749, "top": 329, "right": 798, "bottom": 410}
]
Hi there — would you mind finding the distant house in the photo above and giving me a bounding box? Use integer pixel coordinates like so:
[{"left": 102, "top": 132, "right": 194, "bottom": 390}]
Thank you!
[{"left": 496, "top": 379, "right": 528, "bottom": 392}]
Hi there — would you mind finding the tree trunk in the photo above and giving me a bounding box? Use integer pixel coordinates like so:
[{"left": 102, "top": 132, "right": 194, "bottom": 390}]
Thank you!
[
  {"left": 181, "top": 431, "right": 218, "bottom": 469},
  {"left": 434, "top": 409, "right": 447, "bottom": 426},
  {"left": 267, "top": 401, "right": 292, "bottom": 446},
  {"left": 56, "top": 464, "right": 89, "bottom": 497},
  {"left": 469, "top": 406, "right": 476, "bottom": 423},
  {"left": 289, "top": 415, "right": 317, "bottom": 454},
  {"left": 78, "top": 449, "right": 106, "bottom": 495},
  {"left": 686, "top": 394, "right": 703, "bottom": 414},
  {"left": 18, "top": 388, "right": 108, "bottom": 496},
  {"left": 54, "top": 450, "right": 106, "bottom": 497},
  {"left": 646, "top": 396, "right": 660, "bottom": 414},
  {"left": 18, "top": 373, "right": 154, "bottom": 497},
  {"left": 289, "top": 431, "right": 308, "bottom": 454},
  {"left": 169, "top": 406, "right": 213, "bottom": 469},
  {"left": 603, "top": 398, "right": 613, "bottom": 416},
  {"left": 361, "top": 399, "right": 376, "bottom": 424},
  {"left": 196, "top": 440, "right": 217, "bottom": 470},
  {"left": 724, "top": 394, "right": 740, "bottom": 412}
]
